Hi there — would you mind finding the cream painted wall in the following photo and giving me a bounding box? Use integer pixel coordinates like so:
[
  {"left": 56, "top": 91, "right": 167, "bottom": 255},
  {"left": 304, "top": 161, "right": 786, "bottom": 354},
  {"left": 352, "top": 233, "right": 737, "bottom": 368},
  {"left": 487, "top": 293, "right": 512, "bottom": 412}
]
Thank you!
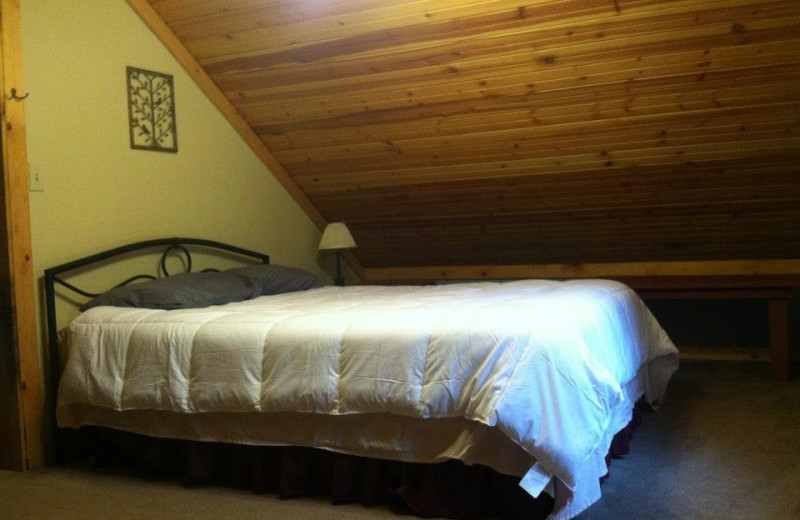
[{"left": 21, "top": 0, "right": 334, "bottom": 327}]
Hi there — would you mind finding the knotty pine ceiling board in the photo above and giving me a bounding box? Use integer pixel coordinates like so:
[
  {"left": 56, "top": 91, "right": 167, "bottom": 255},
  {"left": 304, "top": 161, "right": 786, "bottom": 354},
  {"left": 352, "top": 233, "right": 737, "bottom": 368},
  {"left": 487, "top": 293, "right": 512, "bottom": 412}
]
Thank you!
[{"left": 146, "top": 0, "right": 800, "bottom": 268}]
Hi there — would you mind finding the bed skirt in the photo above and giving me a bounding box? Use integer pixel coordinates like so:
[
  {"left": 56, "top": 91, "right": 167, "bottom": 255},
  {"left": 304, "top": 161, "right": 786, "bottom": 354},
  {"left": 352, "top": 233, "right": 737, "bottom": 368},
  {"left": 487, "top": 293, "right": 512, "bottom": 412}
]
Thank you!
[{"left": 62, "top": 408, "right": 642, "bottom": 520}]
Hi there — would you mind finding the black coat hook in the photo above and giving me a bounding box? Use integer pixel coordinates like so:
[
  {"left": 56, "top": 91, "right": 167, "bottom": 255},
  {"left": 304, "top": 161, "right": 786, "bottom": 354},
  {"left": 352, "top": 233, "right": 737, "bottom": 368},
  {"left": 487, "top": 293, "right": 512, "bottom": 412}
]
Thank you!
[{"left": 8, "top": 88, "right": 29, "bottom": 101}]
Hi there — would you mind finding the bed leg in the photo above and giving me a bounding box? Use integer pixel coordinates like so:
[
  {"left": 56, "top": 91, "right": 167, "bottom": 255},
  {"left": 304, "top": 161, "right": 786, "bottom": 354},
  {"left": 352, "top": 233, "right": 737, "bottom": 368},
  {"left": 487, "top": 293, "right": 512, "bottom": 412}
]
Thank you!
[{"left": 768, "top": 299, "right": 789, "bottom": 381}]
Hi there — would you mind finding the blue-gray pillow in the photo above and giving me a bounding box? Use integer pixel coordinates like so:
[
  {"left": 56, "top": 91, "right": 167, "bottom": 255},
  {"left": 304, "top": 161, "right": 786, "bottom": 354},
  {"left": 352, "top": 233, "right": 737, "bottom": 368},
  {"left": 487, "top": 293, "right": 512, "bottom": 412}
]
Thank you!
[
  {"left": 81, "top": 264, "right": 322, "bottom": 311},
  {"left": 232, "top": 264, "right": 323, "bottom": 295}
]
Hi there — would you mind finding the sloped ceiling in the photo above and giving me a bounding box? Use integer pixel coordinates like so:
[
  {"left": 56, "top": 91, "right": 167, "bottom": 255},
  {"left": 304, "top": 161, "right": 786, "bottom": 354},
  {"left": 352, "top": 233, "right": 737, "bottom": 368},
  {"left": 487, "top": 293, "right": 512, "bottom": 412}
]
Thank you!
[{"left": 142, "top": 0, "right": 800, "bottom": 273}]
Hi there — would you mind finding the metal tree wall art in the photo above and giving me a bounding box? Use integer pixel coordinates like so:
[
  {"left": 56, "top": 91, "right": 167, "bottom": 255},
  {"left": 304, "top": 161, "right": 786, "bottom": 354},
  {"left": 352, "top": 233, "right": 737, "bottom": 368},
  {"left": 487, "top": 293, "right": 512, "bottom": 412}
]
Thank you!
[{"left": 127, "top": 66, "right": 177, "bottom": 153}]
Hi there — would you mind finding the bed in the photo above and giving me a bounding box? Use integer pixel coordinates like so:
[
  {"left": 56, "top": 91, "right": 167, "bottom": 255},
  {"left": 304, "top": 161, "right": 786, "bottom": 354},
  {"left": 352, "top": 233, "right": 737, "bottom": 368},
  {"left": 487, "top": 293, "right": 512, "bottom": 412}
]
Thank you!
[{"left": 46, "top": 237, "right": 679, "bottom": 520}]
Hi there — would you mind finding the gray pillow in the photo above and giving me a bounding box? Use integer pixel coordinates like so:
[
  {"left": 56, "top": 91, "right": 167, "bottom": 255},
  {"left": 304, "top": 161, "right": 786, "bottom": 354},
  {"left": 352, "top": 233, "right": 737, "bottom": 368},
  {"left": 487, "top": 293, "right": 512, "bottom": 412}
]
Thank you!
[
  {"left": 82, "top": 264, "right": 322, "bottom": 311},
  {"left": 232, "top": 264, "right": 323, "bottom": 296}
]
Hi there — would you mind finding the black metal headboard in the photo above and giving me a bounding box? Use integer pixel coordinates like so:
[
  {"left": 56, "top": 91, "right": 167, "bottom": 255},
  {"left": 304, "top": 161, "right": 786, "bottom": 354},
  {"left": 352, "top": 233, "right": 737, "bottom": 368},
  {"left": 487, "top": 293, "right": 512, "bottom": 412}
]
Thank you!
[{"left": 44, "top": 237, "right": 269, "bottom": 374}]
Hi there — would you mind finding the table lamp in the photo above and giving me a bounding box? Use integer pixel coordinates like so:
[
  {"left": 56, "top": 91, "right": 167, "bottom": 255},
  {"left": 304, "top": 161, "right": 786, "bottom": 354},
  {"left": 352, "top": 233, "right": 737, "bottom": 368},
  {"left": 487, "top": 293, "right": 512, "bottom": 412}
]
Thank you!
[{"left": 318, "top": 222, "right": 357, "bottom": 286}]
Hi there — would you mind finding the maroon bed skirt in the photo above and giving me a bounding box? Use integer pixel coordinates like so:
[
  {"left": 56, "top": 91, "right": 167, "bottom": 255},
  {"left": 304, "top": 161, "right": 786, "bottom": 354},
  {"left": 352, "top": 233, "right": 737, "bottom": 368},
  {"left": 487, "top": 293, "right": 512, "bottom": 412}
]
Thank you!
[{"left": 64, "top": 408, "right": 642, "bottom": 520}]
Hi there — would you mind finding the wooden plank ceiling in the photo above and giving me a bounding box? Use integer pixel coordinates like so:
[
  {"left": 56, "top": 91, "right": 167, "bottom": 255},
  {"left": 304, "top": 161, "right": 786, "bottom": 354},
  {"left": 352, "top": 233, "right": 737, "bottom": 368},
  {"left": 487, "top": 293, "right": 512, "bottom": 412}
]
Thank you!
[{"left": 146, "top": 0, "right": 800, "bottom": 269}]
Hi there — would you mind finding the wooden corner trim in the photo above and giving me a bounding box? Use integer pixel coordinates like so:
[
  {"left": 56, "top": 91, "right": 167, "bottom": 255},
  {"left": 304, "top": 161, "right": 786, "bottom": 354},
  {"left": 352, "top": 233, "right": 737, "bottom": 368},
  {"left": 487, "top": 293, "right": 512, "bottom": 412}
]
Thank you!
[
  {"left": 123, "top": 0, "right": 364, "bottom": 277},
  {"left": 1, "top": 0, "right": 44, "bottom": 469},
  {"left": 124, "top": 0, "right": 323, "bottom": 224}
]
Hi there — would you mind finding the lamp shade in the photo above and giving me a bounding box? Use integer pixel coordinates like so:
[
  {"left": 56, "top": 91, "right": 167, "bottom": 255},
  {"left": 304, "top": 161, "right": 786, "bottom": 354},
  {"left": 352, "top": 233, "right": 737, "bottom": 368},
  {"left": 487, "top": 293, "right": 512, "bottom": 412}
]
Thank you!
[{"left": 318, "top": 222, "right": 357, "bottom": 251}]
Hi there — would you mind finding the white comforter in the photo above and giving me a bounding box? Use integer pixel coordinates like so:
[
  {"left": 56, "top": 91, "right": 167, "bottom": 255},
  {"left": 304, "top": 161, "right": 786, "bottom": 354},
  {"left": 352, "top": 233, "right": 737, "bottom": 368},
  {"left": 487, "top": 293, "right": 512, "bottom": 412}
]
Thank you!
[{"left": 57, "top": 279, "right": 678, "bottom": 520}]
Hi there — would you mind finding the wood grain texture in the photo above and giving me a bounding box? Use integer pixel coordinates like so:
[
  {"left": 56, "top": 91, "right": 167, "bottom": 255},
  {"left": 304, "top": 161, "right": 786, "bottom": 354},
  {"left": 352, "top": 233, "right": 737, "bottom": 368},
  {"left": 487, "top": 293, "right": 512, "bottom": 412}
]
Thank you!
[
  {"left": 144, "top": 0, "right": 800, "bottom": 271},
  {"left": 0, "top": 0, "right": 43, "bottom": 469}
]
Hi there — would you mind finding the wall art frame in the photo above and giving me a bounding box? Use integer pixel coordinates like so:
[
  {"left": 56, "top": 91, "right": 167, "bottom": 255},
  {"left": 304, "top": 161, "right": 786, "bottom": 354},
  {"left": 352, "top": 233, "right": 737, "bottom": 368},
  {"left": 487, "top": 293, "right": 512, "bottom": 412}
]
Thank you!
[{"left": 126, "top": 66, "right": 178, "bottom": 153}]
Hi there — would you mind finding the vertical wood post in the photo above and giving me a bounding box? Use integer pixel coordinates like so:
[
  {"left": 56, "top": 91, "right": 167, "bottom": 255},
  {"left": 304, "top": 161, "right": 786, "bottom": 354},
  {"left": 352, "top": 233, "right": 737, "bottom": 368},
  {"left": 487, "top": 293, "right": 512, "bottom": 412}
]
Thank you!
[
  {"left": 768, "top": 299, "right": 790, "bottom": 381},
  {"left": 0, "top": 0, "right": 44, "bottom": 469}
]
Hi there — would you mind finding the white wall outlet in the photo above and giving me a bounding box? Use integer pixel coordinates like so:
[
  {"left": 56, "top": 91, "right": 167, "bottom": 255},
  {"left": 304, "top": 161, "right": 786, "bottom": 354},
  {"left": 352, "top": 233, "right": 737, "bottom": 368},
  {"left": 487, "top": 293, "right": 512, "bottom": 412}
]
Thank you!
[{"left": 28, "top": 162, "right": 44, "bottom": 192}]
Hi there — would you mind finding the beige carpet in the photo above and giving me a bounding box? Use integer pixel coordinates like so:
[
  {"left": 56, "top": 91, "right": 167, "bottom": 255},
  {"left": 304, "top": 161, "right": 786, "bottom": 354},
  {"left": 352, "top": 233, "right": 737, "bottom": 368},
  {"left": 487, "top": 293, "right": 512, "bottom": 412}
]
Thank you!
[
  {"left": 0, "top": 465, "right": 413, "bottom": 520},
  {"left": 579, "top": 361, "right": 800, "bottom": 520},
  {"left": 1, "top": 361, "right": 798, "bottom": 520}
]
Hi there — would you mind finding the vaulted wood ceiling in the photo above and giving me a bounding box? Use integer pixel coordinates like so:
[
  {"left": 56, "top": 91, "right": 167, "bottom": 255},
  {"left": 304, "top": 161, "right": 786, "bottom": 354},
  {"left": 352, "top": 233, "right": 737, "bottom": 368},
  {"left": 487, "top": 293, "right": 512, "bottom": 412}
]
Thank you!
[{"left": 142, "top": 0, "right": 800, "bottom": 272}]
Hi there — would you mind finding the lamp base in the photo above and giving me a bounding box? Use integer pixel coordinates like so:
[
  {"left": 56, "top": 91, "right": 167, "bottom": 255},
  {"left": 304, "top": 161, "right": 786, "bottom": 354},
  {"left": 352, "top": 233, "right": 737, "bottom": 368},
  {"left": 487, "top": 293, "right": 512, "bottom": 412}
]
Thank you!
[{"left": 334, "top": 251, "right": 345, "bottom": 286}]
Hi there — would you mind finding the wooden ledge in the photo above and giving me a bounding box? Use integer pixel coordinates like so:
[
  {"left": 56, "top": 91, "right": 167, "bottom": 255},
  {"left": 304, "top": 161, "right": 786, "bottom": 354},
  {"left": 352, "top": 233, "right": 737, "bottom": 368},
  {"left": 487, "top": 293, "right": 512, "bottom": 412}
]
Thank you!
[{"left": 363, "top": 260, "right": 800, "bottom": 283}]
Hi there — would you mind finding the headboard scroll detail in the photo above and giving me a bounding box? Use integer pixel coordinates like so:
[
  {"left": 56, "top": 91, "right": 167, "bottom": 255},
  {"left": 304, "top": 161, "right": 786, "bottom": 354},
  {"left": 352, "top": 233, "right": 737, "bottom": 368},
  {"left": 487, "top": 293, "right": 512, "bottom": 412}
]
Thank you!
[{"left": 44, "top": 237, "right": 270, "bottom": 375}]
